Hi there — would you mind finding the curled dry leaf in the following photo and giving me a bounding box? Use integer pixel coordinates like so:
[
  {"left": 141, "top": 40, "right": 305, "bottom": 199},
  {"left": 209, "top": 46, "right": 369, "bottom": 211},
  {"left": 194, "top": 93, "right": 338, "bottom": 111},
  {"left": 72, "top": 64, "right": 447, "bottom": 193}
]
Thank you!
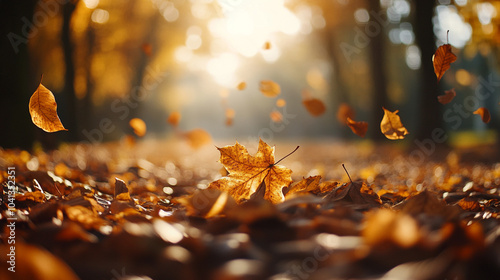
[
  {"left": 129, "top": 118, "right": 147, "bottom": 137},
  {"left": 380, "top": 107, "right": 409, "bottom": 140},
  {"left": 473, "top": 107, "right": 491, "bottom": 123},
  {"left": 285, "top": 175, "right": 321, "bottom": 199},
  {"left": 259, "top": 80, "right": 281, "bottom": 97},
  {"left": 183, "top": 128, "right": 212, "bottom": 149},
  {"left": 29, "top": 80, "right": 67, "bottom": 132},
  {"left": 237, "top": 82, "right": 247, "bottom": 90},
  {"left": 167, "top": 111, "right": 181, "bottom": 127},
  {"left": 346, "top": 117, "right": 368, "bottom": 138},
  {"left": 433, "top": 43, "right": 457, "bottom": 82},
  {"left": 337, "top": 103, "right": 355, "bottom": 124},
  {"left": 209, "top": 139, "right": 293, "bottom": 204},
  {"left": 438, "top": 88, "right": 457, "bottom": 105},
  {"left": 302, "top": 98, "right": 326, "bottom": 117}
]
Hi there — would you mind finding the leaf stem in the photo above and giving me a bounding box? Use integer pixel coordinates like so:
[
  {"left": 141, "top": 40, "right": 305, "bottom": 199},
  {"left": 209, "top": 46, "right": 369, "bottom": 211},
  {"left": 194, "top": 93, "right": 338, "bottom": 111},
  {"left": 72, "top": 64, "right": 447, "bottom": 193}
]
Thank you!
[
  {"left": 342, "top": 164, "right": 353, "bottom": 183},
  {"left": 274, "top": 146, "right": 299, "bottom": 165}
]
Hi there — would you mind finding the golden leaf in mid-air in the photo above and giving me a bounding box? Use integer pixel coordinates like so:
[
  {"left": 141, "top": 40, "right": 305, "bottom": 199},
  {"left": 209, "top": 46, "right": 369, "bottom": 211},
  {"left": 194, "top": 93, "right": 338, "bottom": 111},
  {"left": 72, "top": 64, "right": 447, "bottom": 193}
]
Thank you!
[
  {"left": 270, "top": 110, "right": 283, "bottom": 123},
  {"left": 237, "top": 82, "right": 247, "bottom": 90},
  {"left": 337, "top": 103, "right": 355, "bottom": 124},
  {"left": 473, "top": 107, "right": 491, "bottom": 123},
  {"left": 259, "top": 80, "right": 281, "bottom": 97},
  {"left": 302, "top": 98, "right": 326, "bottom": 117},
  {"left": 209, "top": 139, "right": 294, "bottom": 204},
  {"left": 380, "top": 107, "right": 409, "bottom": 140},
  {"left": 129, "top": 118, "right": 146, "bottom": 137},
  {"left": 438, "top": 88, "right": 456, "bottom": 105},
  {"left": 29, "top": 80, "right": 67, "bottom": 132},
  {"left": 346, "top": 117, "right": 368, "bottom": 138}
]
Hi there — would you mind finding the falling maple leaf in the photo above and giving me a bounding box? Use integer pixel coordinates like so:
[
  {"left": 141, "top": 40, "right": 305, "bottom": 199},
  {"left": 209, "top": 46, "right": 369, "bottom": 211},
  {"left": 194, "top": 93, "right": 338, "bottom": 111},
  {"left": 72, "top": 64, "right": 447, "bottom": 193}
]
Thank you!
[
  {"left": 438, "top": 88, "right": 456, "bottom": 105},
  {"left": 129, "top": 118, "right": 146, "bottom": 137},
  {"left": 302, "top": 98, "right": 326, "bottom": 117},
  {"left": 29, "top": 78, "right": 67, "bottom": 132},
  {"left": 209, "top": 139, "right": 295, "bottom": 204},
  {"left": 167, "top": 111, "right": 181, "bottom": 127},
  {"left": 433, "top": 32, "right": 457, "bottom": 82},
  {"left": 380, "top": 107, "right": 409, "bottom": 140},
  {"left": 346, "top": 117, "right": 368, "bottom": 137},
  {"left": 237, "top": 82, "right": 247, "bottom": 90},
  {"left": 259, "top": 80, "right": 281, "bottom": 97},
  {"left": 473, "top": 107, "right": 491, "bottom": 123},
  {"left": 337, "top": 103, "right": 355, "bottom": 124}
]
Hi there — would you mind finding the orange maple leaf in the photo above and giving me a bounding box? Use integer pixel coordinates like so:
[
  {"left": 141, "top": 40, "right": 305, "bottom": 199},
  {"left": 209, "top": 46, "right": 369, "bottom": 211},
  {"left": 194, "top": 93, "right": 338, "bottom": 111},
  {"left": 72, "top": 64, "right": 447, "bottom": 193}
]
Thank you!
[
  {"left": 209, "top": 139, "right": 294, "bottom": 204},
  {"left": 380, "top": 107, "right": 409, "bottom": 140}
]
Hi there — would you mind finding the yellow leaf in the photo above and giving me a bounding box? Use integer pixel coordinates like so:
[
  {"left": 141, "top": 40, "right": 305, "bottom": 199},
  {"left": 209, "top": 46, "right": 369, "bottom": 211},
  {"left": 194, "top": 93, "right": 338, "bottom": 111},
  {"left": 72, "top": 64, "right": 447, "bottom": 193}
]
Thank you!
[
  {"left": 209, "top": 139, "right": 293, "bottom": 204},
  {"left": 226, "top": 108, "right": 235, "bottom": 126},
  {"left": 259, "top": 80, "right": 281, "bottom": 97},
  {"left": 276, "top": 98, "right": 286, "bottom": 107},
  {"left": 433, "top": 43, "right": 457, "bottom": 82},
  {"left": 129, "top": 118, "right": 146, "bottom": 137},
  {"left": 438, "top": 88, "right": 456, "bottom": 105},
  {"left": 237, "top": 82, "right": 247, "bottom": 90},
  {"left": 346, "top": 117, "right": 368, "bottom": 138},
  {"left": 302, "top": 98, "right": 326, "bottom": 117},
  {"left": 380, "top": 107, "right": 409, "bottom": 140},
  {"left": 263, "top": 41, "right": 271, "bottom": 50},
  {"left": 29, "top": 80, "right": 67, "bottom": 132},
  {"left": 473, "top": 107, "right": 491, "bottom": 123}
]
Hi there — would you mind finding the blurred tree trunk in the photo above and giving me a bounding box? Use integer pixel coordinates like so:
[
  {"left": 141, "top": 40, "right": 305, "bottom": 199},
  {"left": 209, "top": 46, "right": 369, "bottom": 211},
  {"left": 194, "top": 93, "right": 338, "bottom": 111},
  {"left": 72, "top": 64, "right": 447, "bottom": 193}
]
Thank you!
[
  {"left": 0, "top": 1, "right": 38, "bottom": 149},
  {"left": 367, "top": 0, "right": 389, "bottom": 140},
  {"left": 413, "top": 1, "right": 442, "bottom": 143},
  {"left": 61, "top": 1, "right": 78, "bottom": 142}
]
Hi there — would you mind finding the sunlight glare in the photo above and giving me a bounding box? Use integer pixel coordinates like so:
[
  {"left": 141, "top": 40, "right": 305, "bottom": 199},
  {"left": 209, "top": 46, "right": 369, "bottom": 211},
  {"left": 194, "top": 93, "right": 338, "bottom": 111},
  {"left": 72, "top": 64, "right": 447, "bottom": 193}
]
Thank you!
[
  {"left": 434, "top": 5, "right": 472, "bottom": 48},
  {"left": 206, "top": 53, "right": 240, "bottom": 87},
  {"left": 83, "top": 0, "right": 99, "bottom": 9},
  {"left": 91, "top": 9, "right": 109, "bottom": 24}
]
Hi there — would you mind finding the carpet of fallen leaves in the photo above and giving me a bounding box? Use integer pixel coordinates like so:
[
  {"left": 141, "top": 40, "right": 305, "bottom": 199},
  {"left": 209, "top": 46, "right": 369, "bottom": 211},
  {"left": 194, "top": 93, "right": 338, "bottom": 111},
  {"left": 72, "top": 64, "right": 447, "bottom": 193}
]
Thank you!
[{"left": 1, "top": 138, "right": 500, "bottom": 280}]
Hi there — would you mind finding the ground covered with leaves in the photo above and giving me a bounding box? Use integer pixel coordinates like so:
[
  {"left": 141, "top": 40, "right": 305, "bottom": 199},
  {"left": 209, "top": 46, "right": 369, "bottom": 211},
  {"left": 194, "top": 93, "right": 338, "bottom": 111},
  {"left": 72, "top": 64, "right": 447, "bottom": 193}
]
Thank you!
[{"left": 1, "top": 139, "right": 500, "bottom": 280}]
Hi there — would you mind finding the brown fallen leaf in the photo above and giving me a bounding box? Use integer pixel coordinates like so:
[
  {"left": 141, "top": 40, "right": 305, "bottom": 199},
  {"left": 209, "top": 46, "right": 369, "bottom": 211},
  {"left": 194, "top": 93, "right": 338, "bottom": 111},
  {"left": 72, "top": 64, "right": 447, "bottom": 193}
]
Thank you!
[
  {"left": 285, "top": 175, "right": 321, "bottom": 199},
  {"left": 337, "top": 103, "right": 355, "bottom": 124},
  {"left": 259, "top": 80, "right": 281, "bottom": 97},
  {"left": 129, "top": 118, "right": 147, "bottom": 137},
  {"left": 380, "top": 107, "right": 409, "bottom": 140},
  {"left": 29, "top": 78, "right": 67, "bottom": 132},
  {"left": 302, "top": 98, "right": 326, "bottom": 117},
  {"left": 363, "top": 209, "right": 420, "bottom": 248},
  {"left": 473, "top": 107, "right": 491, "bottom": 123},
  {"left": 433, "top": 34, "right": 457, "bottom": 82},
  {"left": 114, "top": 177, "right": 131, "bottom": 201},
  {"left": 209, "top": 139, "right": 295, "bottom": 204},
  {"left": 346, "top": 117, "right": 368, "bottom": 137},
  {"left": 438, "top": 88, "right": 457, "bottom": 104},
  {"left": 183, "top": 128, "right": 212, "bottom": 149},
  {"left": 167, "top": 111, "right": 181, "bottom": 127},
  {"left": 237, "top": 82, "right": 247, "bottom": 90}
]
